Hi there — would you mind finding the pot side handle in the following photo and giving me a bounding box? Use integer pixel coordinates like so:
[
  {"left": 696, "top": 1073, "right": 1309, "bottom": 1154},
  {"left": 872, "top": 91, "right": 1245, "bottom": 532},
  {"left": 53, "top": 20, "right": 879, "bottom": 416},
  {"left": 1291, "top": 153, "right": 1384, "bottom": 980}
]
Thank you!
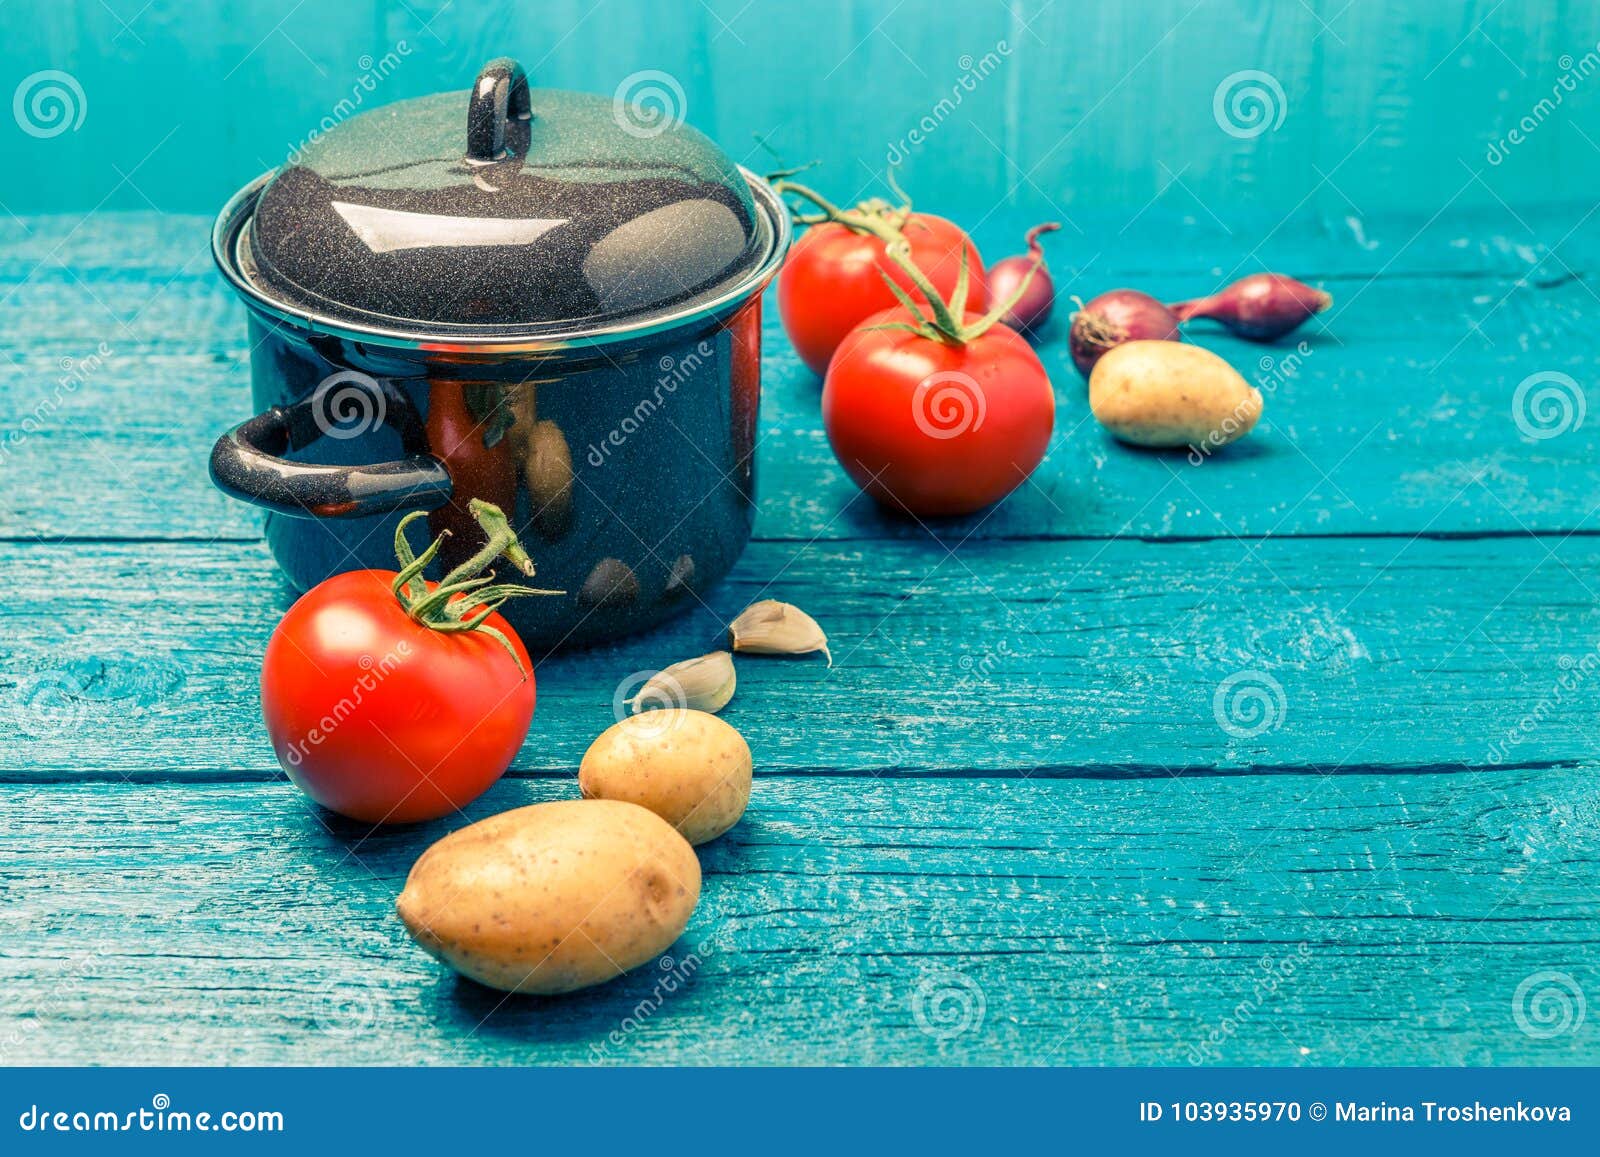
[{"left": 209, "top": 378, "right": 453, "bottom": 519}]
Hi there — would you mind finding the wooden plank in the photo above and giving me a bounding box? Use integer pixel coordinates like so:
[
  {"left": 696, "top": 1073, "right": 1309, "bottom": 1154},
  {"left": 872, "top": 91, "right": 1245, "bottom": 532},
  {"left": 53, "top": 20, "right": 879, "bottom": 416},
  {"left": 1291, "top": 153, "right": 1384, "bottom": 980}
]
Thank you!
[
  {"left": 3, "top": 212, "right": 1599, "bottom": 544},
  {"left": 3, "top": 534, "right": 1597, "bottom": 778},
  {"left": 3, "top": 2, "right": 1595, "bottom": 218},
  {"left": 1320, "top": 1, "right": 1584, "bottom": 223},
  {"left": 0, "top": 0, "right": 381, "bottom": 216},
  {"left": 2, "top": 772, "right": 1595, "bottom": 1065}
]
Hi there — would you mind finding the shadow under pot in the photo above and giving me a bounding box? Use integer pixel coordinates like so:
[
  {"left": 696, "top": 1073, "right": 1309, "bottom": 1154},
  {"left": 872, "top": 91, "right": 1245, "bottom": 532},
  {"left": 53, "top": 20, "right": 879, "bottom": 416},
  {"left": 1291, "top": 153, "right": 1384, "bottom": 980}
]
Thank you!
[{"left": 207, "top": 56, "right": 789, "bottom": 648}]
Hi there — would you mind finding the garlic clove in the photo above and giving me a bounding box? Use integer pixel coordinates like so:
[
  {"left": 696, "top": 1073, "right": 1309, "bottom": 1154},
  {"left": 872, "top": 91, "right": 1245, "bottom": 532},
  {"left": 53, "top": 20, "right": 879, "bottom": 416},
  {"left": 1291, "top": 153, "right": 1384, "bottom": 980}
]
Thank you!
[
  {"left": 728, "top": 599, "right": 832, "bottom": 666},
  {"left": 629, "top": 651, "right": 736, "bottom": 714}
]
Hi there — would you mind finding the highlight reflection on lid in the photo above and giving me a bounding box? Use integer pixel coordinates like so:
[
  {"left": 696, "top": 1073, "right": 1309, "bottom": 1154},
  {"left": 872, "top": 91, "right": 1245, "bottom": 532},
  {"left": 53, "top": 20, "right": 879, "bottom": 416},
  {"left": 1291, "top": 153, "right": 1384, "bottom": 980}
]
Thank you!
[{"left": 330, "top": 202, "right": 571, "bottom": 254}]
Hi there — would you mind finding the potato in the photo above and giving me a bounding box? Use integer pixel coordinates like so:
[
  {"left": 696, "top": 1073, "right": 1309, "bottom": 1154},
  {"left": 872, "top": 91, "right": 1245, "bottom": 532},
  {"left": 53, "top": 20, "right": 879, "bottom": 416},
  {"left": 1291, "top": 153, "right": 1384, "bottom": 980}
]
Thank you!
[
  {"left": 1088, "top": 340, "right": 1263, "bottom": 449},
  {"left": 580, "top": 710, "right": 752, "bottom": 846},
  {"left": 396, "top": 799, "right": 700, "bottom": 995}
]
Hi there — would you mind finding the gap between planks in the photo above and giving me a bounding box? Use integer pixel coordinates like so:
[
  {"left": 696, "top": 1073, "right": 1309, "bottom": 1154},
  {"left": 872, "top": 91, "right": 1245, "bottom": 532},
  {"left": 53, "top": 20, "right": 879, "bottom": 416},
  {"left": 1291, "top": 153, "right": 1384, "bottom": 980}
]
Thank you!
[
  {"left": 12, "top": 528, "right": 1600, "bottom": 547},
  {"left": 0, "top": 757, "right": 1580, "bottom": 786}
]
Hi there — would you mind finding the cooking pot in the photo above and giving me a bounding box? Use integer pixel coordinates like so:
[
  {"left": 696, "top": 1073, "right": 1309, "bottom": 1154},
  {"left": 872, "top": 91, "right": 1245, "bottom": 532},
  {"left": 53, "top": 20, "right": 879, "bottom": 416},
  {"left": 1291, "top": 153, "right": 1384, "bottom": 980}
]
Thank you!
[{"left": 209, "top": 57, "right": 790, "bottom": 648}]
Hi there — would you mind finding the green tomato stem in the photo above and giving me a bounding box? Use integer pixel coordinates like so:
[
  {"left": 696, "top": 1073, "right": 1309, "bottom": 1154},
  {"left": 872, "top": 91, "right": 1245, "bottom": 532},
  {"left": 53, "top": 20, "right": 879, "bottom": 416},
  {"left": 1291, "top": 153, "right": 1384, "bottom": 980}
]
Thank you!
[
  {"left": 772, "top": 179, "right": 965, "bottom": 337},
  {"left": 773, "top": 177, "right": 1046, "bottom": 347},
  {"left": 388, "top": 502, "right": 562, "bottom": 677}
]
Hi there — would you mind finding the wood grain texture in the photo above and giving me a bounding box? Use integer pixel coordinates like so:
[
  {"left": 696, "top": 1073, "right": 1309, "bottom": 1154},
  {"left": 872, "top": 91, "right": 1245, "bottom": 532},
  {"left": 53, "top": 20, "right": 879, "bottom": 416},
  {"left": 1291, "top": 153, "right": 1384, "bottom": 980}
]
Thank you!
[
  {"left": 1, "top": 1, "right": 1595, "bottom": 219},
  {"left": 3, "top": 212, "right": 1599, "bottom": 544},
  {"left": 3, "top": 202, "right": 1596, "bottom": 1067},
  {"left": 3, "top": 534, "right": 1598, "bottom": 778},
  {"left": 2, "top": 774, "right": 1595, "bottom": 1066}
]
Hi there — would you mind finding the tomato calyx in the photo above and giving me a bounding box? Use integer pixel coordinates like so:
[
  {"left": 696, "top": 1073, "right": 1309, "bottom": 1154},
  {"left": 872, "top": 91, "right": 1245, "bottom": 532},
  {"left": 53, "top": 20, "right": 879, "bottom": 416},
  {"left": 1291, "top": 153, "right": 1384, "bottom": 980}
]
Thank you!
[
  {"left": 774, "top": 175, "right": 1043, "bottom": 348},
  {"left": 868, "top": 247, "right": 1045, "bottom": 348},
  {"left": 390, "top": 499, "right": 561, "bottom": 677}
]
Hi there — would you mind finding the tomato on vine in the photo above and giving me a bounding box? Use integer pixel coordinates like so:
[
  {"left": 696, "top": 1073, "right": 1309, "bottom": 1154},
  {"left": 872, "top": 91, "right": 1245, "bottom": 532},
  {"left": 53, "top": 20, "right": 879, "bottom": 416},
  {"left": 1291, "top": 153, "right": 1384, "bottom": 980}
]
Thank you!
[
  {"left": 822, "top": 251, "right": 1055, "bottom": 517},
  {"left": 260, "top": 501, "right": 560, "bottom": 824},
  {"left": 775, "top": 177, "right": 988, "bottom": 377}
]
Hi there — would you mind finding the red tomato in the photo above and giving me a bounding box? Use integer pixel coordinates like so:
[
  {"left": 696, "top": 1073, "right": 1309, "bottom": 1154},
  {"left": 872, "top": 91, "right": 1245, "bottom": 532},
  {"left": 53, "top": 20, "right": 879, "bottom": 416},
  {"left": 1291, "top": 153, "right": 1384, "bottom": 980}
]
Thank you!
[
  {"left": 261, "top": 570, "right": 535, "bottom": 824},
  {"left": 822, "top": 308, "right": 1055, "bottom": 516},
  {"left": 779, "top": 214, "right": 988, "bottom": 377}
]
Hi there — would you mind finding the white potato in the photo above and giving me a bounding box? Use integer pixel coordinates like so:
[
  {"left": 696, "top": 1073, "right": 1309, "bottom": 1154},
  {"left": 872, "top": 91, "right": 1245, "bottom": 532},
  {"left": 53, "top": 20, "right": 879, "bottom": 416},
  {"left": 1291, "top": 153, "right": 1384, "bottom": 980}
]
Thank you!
[
  {"left": 1089, "top": 340, "right": 1263, "bottom": 449},
  {"left": 397, "top": 799, "right": 700, "bottom": 995},
  {"left": 580, "top": 709, "right": 752, "bottom": 846}
]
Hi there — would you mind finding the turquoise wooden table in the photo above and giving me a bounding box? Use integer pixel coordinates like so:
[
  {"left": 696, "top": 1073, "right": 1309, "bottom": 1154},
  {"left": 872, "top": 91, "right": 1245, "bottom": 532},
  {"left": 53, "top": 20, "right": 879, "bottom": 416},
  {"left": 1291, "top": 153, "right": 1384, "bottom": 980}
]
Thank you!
[{"left": 2, "top": 204, "right": 1598, "bottom": 1066}]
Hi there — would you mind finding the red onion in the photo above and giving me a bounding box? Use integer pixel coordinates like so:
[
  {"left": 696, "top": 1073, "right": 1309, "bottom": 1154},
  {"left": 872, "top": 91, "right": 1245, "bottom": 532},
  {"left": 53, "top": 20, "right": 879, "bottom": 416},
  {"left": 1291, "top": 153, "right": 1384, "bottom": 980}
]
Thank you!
[
  {"left": 988, "top": 222, "right": 1060, "bottom": 335},
  {"left": 1169, "top": 273, "right": 1331, "bottom": 342},
  {"left": 1068, "top": 289, "right": 1181, "bottom": 378}
]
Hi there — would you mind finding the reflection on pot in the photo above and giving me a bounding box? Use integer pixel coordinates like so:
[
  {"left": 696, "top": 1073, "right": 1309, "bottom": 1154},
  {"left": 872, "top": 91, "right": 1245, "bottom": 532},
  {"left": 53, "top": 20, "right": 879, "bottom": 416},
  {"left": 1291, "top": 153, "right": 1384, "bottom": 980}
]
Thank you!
[
  {"left": 580, "top": 558, "right": 641, "bottom": 608},
  {"left": 517, "top": 418, "right": 575, "bottom": 540},
  {"left": 726, "top": 294, "right": 762, "bottom": 490},
  {"left": 425, "top": 381, "right": 518, "bottom": 572},
  {"left": 665, "top": 553, "right": 695, "bottom": 598}
]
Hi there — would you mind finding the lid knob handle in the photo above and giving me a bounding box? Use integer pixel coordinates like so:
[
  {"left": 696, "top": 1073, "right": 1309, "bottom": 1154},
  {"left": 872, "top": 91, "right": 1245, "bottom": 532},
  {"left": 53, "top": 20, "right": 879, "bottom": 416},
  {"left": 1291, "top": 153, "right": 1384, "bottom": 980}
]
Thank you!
[{"left": 466, "top": 57, "right": 532, "bottom": 164}]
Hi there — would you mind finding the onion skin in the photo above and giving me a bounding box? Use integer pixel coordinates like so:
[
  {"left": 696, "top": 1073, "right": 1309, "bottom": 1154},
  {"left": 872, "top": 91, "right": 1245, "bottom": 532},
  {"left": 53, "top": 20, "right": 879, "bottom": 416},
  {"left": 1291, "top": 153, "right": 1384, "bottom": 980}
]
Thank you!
[
  {"left": 990, "top": 222, "right": 1061, "bottom": 336},
  {"left": 1068, "top": 289, "right": 1181, "bottom": 378},
  {"left": 1169, "top": 273, "right": 1331, "bottom": 342}
]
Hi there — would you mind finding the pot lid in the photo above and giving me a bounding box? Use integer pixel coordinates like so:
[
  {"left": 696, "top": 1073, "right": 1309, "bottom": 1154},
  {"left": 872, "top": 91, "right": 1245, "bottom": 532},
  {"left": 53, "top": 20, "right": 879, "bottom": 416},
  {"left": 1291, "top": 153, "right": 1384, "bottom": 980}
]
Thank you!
[{"left": 241, "top": 58, "right": 771, "bottom": 337}]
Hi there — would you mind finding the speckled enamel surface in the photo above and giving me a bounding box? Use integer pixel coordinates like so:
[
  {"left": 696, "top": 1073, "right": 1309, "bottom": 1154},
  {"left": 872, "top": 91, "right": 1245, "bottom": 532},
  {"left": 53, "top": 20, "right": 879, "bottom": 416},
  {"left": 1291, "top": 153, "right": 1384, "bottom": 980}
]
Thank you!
[{"left": 245, "top": 83, "right": 767, "bottom": 334}]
